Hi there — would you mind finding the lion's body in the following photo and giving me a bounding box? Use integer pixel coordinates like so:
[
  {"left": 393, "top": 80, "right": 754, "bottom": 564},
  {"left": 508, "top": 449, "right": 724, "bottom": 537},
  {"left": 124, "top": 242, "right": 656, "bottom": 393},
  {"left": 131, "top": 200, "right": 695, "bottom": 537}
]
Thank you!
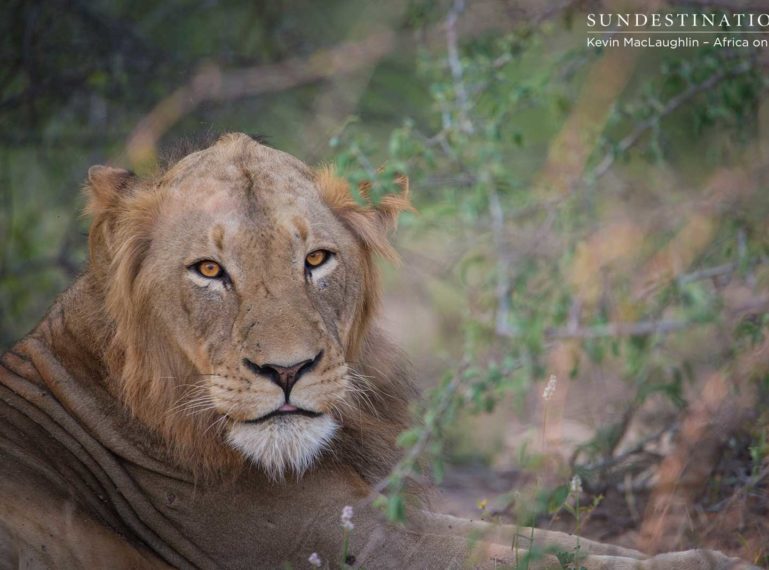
[
  {"left": 0, "top": 135, "right": 753, "bottom": 569},
  {"left": 0, "top": 276, "right": 423, "bottom": 569}
]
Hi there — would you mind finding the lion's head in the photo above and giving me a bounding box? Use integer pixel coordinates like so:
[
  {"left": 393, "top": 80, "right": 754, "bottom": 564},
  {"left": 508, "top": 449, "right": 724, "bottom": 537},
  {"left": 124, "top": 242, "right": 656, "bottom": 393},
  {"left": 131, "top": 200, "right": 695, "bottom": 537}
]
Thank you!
[{"left": 85, "top": 133, "right": 414, "bottom": 480}]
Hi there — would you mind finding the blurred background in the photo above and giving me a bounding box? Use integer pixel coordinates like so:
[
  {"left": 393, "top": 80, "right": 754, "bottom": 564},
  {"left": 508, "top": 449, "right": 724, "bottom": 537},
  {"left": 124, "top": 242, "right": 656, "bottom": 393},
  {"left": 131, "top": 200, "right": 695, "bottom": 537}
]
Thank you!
[{"left": 2, "top": 0, "right": 768, "bottom": 564}]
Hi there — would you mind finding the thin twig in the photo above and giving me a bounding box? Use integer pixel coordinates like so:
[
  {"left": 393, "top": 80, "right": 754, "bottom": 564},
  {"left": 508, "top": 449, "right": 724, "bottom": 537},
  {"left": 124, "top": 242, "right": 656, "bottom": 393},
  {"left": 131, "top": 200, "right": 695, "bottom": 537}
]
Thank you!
[
  {"left": 489, "top": 188, "right": 515, "bottom": 337},
  {"left": 445, "top": 0, "right": 473, "bottom": 135},
  {"left": 549, "top": 319, "right": 691, "bottom": 339},
  {"left": 371, "top": 360, "right": 468, "bottom": 497},
  {"left": 495, "top": 317, "right": 692, "bottom": 340},
  {"left": 579, "top": 422, "right": 678, "bottom": 474},
  {"left": 590, "top": 61, "right": 753, "bottom": 180},
  {"left": 677, "top": 262, "right": 736, "bottom": 285}
]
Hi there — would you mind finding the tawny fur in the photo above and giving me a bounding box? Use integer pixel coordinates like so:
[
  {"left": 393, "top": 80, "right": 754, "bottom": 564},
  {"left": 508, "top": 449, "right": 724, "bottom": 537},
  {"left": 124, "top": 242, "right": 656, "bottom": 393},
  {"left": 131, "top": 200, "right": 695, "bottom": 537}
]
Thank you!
[{"left": 82, "top": 135, "right": 415, "bottom": 480}]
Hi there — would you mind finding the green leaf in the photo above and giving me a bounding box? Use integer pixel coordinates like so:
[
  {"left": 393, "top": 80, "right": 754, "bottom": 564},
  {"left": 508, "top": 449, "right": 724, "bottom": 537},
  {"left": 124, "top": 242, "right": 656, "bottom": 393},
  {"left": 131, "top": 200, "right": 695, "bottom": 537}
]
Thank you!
[{"left": 387, "top": 494, "right": 405, "bottom": 523}]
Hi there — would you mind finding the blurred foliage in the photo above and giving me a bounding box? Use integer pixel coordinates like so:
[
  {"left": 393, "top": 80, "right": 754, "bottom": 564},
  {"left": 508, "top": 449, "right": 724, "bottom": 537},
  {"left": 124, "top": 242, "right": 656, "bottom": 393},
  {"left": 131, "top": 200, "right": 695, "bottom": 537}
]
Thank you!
[{"left": 327, "top": 2, "right": 769, "bottom": 525}]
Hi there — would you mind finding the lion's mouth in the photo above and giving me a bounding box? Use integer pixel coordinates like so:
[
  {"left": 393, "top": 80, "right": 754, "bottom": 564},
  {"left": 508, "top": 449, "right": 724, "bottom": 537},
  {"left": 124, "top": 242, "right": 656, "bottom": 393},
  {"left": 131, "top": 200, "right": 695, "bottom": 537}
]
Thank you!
[{"left": 239, "top": 404, "right": 322, "bottom": 425}]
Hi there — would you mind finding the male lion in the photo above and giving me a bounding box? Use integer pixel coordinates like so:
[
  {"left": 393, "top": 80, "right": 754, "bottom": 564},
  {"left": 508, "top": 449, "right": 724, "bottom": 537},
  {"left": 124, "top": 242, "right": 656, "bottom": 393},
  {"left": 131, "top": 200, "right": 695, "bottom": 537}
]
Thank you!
[{"left": 0, "top": 134, "right": 754, "bottom": 569}]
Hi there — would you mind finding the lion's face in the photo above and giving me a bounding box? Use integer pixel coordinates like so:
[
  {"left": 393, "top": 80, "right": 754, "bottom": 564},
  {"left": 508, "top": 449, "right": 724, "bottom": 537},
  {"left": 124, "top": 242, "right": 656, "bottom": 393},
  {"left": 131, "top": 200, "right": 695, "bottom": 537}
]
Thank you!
[
  {"left": 88, "top": 134, "right": 408, "bottom": 479},
  {"left": 155, "top": 149, "right": 363, "bottom": 479}
]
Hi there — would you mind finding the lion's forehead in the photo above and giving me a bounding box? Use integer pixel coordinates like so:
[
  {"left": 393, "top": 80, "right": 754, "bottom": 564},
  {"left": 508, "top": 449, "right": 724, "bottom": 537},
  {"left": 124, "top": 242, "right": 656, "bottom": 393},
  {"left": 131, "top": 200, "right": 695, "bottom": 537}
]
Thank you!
[
  {"left": 169, "top": 182, "right": 331, "bottom": 238},
  {"left": 151, "top": 134, "right": 356, "bottom": 271},
  {"left": 165, "top": 149, "right": 322, "bottom": 225},
  {"left": 170, "top": 169, "right": 317, "bottom": 212},
  {"left": 163, "top": 134, "right": 316, "bottom": 200}
]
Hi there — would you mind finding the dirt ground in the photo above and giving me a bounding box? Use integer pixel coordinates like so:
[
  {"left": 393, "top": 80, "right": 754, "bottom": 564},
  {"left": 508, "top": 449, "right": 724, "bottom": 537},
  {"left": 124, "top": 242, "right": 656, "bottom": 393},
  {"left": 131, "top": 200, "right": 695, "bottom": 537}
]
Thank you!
[
  {"left": 382, "top": 253, "right": 769, "bottom": 567},
  {"left": 430, "top": 436, "right": 768, "bottom": 565}
]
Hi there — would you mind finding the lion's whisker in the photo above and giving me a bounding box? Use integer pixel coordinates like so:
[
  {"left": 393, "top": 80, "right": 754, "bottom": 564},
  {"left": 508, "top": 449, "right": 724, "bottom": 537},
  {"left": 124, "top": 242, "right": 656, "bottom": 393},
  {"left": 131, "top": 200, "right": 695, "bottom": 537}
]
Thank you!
[
  {"left": 348, "top": 367, "right": 398, "bottom": 401},
  {"left": 168, "top": 395, "right": 216, "bottom": 417},
  {"left": 202, "top": 412, "right": 230, "bottom": 438}
]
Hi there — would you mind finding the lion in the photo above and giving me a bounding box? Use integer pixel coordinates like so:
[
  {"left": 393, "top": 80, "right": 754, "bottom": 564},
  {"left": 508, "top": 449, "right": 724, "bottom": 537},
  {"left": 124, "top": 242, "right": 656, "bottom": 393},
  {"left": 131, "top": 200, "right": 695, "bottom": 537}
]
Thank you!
[{"left": 0, "top": 133, "right": 754, "bottom": 569}]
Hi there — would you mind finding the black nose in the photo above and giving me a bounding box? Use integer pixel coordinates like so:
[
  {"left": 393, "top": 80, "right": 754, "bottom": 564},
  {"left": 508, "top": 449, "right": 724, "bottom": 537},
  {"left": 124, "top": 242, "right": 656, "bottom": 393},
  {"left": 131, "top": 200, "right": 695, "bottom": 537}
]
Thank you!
[{"left": 243, "top": 351, "right": 323, "bottom": 399}]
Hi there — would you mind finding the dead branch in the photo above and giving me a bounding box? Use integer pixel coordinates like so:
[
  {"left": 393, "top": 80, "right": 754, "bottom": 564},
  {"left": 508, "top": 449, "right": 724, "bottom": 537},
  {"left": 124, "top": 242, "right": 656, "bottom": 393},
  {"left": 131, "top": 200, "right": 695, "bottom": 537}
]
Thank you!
[
  {"left": 577, "top": 422, "right": 678, "bottom": 475},
  {"left": 638, "top": 333, "right": 769, "bottom": 552},
  {"left": 547, "top": 319, "right": 691, "bottom": 339},
  {"left": 493, "top": 316, "right": 689, "bottom": 340},
  {"left": 123, "top": 0, "right": 582, "bottom": 168},
  {"left": 125, "top": 31, "right": 396, "bottom": 167}
]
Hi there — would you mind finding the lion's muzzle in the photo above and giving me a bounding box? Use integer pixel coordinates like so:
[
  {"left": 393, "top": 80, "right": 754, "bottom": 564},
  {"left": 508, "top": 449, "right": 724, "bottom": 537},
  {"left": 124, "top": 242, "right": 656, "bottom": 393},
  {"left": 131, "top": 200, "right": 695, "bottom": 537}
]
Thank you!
[{"left": 242, "top": 350, "right": 324, "bottom": 401}]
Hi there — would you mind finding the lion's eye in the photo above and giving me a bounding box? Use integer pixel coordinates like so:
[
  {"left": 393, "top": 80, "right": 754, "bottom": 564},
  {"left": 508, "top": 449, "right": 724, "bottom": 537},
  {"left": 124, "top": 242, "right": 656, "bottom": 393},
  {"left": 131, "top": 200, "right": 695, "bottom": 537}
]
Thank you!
[
  {"left": 195, "top": 260, "right": 224, "bottom": 279},
  {"left": 305, "top": 250, "right": 330, "bottom": 268}
]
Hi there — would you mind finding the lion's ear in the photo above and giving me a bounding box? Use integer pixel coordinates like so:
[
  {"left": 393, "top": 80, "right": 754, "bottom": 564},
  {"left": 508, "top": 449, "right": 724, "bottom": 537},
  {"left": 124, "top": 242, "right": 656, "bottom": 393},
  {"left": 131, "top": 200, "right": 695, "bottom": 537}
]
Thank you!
[
  {"left": 316, "top": 167, "right": 413, "bottom": 262},
  {"left": 85, "top": 165, "right": 136, "bottom": 217},
  {"left": 359, "top": 174, "right": 411, "bottom": 235},
  {"left": 85, "top": 165, "right": 137, "bottom": 264}
]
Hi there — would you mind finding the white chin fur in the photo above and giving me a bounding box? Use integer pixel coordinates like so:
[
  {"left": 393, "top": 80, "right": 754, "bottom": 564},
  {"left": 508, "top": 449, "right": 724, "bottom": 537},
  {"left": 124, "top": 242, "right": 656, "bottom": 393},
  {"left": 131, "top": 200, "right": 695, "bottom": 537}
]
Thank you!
[{"left": 227, "top": 415, "right": 338, "bottom": 480}]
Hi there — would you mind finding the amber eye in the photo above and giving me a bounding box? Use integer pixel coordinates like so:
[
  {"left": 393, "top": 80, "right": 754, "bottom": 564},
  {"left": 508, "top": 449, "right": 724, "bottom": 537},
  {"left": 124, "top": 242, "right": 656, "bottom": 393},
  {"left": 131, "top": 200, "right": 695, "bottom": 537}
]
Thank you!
[
  {"left": 305, "top": 250, "right": 330, "bottom": 268},
  {"left": 195, "top": 260, "right": 224, "bottom": 279}
]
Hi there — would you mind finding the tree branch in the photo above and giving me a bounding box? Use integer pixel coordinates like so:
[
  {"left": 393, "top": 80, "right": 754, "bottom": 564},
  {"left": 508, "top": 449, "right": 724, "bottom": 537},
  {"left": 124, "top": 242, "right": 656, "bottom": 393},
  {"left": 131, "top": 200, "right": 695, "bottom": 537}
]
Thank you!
[
  {"left": 445, "top": 0, "right": 473, "bottom": 135},
  {"left": 125, "top": 31, "right": 397, "bottom": 166},
  {"left": 549, "top": 319, "right": 692, "bottom": 339},
  {"left": 489, "top": 188, "right": 516, "bottom": 337},
  {"left": 590, "top": 61, "right": 753, "bottom": 180},
  {"left": 371, "top": 360, "right": 468, "bottom": 499},
  {"left": 123, "top": 0, "right": 580, "bottom": 168}
]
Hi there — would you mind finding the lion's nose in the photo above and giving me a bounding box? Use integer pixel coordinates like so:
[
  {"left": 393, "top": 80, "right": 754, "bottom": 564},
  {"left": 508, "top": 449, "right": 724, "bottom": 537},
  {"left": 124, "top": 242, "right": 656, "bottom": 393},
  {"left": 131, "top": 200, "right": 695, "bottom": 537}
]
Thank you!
[{"left": 243, "top": 351, "right": 323, "bottom": 399}]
